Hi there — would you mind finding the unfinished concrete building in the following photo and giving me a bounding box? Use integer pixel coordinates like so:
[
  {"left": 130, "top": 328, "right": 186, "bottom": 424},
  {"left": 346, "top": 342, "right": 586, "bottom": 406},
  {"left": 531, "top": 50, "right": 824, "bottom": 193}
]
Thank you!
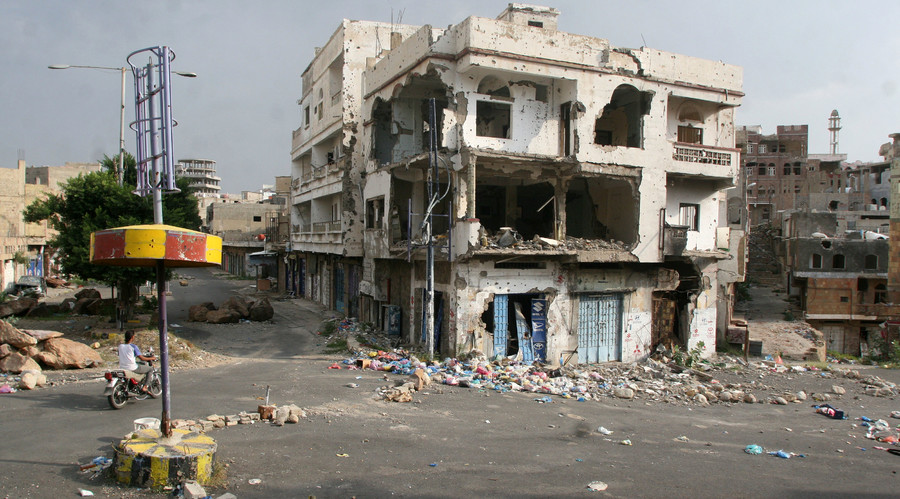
[{"left": 291, "top": 4, "right": 744, "bottom": 363}]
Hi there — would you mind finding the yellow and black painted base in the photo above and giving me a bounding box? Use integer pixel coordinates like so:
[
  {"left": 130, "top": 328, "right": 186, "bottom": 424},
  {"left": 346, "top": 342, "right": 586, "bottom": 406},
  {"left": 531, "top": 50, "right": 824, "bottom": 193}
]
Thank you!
[{"left": 115, "top": 428, "right": 217, "bottom": 489}]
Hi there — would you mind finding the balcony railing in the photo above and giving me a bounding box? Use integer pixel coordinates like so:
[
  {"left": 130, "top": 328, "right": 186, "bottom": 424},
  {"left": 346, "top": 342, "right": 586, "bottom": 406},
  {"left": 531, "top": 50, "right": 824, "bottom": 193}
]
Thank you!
[
  {"left": 312, "top": 221, "right": 341, "bottom": 233},
  {"left": 673, "top": 143, "right": 736, "bottom": 166}
]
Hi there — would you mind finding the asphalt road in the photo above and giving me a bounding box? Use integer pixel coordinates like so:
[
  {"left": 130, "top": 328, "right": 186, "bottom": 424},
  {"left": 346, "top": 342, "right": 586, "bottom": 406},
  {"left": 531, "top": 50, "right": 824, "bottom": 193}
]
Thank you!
[{"left": 2, "top": 269, "right": 900, "bottom": 498}]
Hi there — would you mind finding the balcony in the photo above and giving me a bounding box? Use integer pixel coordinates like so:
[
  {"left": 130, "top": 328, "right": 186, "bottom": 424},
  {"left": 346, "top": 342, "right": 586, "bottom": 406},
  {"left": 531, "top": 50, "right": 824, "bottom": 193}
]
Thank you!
[
  {"left": 312, "top": 220, "right": 341, "bottom": 233},
  {"left": 672, "top": 143, "right": 736, "bottom": 166}
]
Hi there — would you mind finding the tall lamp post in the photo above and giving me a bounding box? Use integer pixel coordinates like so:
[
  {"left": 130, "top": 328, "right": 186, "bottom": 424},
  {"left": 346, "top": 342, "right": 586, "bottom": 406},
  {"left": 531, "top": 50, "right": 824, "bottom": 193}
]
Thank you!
[{"left": 48, "top": 64, "right": 196, "bottom": 186}]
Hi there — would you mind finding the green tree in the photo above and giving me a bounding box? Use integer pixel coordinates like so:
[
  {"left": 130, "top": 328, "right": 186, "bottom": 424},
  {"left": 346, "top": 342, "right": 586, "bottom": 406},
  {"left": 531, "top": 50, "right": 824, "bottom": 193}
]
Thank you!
[{"left": 24, "top": 158, "right": 201, "bottom": 319}]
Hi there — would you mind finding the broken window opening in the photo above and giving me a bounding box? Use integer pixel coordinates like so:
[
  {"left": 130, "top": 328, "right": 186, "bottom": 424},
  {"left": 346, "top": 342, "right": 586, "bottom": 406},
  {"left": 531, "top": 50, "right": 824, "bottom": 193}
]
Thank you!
[
  {"left": 476, "top": 180, "right": 554, "bottom": 241},
  {"left": 565, "top": 177, "right": 638, "bottom": 245},
  {"left": 875, "top": 284, "right": 887, "bottom": 304},
  {"left": 678, "top": 203, "right": 699, "bottom": 231},
  {"left": 370, "top": 75, "right": 450, "bottom": 164},
  {"left": 594, "top": 84, "right": 652, "bottom": 148},
  {"left": 528, "top": 20, "right": 544, "bottom": 28},
  {"left": 366, "top": 197, "right": 384, "bottom": 229},
  {"left": 476, "top": 100, "right": 512, "bottom": 138}
]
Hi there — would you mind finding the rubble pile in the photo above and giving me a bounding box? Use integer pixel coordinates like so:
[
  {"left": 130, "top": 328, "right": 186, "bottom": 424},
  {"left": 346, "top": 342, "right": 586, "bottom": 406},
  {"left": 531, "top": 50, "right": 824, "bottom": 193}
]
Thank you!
[
  {"left": 0, "top": 320, "right": 101, "bottom": 389},
  {"left": 188, "top": 295, "right": 274, "bottom": 324},
  {"left": 166, "top": 404, "right": 309, "bottom": 434},
  {"left": 333, "top": 348, "right": 889, "bottom": 407}
]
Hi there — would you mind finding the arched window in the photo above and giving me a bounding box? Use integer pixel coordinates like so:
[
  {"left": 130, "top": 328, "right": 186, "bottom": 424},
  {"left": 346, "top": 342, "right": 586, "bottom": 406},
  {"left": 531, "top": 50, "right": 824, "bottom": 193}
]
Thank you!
[
  {"left": 832, "top": 254, "right": 845, "bottom": 270},
  {"left": 595, "top": 84, "right": 652, "bottom": 148}
]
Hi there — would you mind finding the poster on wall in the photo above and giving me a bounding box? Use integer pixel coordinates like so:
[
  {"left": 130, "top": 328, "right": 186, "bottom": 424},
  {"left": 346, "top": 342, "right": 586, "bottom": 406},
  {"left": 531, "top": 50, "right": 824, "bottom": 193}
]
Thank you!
[{"left": 531, "top": 298, "right": 547, "bottom": 362}]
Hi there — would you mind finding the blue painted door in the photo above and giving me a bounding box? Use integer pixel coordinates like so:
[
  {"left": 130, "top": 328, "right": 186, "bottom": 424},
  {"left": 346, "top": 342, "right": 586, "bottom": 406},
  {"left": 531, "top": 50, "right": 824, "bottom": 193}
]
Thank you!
[
  {"left": 578, "top": 294, "right": 623, "bottom": 363},
  {"left": 493, "top": 294, "right": 509, "bottom": 357}
]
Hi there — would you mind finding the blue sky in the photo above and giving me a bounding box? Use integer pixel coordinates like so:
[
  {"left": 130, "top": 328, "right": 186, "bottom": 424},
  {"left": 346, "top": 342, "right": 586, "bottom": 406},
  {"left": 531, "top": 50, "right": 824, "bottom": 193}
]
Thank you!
[{"left": 1, "top": 0, "right": 896, "bottom": 192}]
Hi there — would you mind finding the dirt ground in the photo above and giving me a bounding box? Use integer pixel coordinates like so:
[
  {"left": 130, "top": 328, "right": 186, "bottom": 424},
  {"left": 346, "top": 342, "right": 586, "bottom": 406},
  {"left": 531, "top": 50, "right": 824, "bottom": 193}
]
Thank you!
[{"left": 733, "top": 282, "right": 824, "bottom": 360}]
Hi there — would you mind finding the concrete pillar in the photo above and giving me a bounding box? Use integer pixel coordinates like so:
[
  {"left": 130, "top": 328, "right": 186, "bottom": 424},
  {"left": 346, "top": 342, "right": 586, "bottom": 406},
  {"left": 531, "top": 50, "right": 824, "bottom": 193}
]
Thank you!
[{"left": 888, "top": 134, "right": 900, "bottom": 303}]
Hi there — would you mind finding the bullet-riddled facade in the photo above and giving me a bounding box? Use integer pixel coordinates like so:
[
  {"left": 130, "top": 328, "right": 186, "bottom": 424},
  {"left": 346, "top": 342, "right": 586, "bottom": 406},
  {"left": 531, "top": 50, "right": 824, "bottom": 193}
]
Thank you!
[{"left": 291, "top": 5, "right": 744, "bottom": 363}]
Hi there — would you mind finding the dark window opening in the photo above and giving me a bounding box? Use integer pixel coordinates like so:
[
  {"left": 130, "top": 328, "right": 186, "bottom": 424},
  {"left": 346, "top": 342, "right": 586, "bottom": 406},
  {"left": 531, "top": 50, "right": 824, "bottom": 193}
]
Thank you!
[
  {"left": 476, "top": 181, "right": 554, "bottom": 241},
  {"left": 811, "top": 253, "right": 823, "bottom": 269},
  {"left": 593, "top": 84, "right": 652, "bottom": 148},
  {"left": 677, "top": 125, "right": 702, "bottom": 144},
  {"left": 758, "top": 167, "right": 766, "bottom": 176},
  {"left": 527, "top": 20, "right": 544, "bottom": 27},
  {"left": 828, "top": 200, "right": 839, "bottom": 211},
  {"left": 566, "top": 177, "right": 637, "bottom": 244},
  {"left": 253, "top": 216, "right": 262, "bottom": 222},
  {"left": 476, "top": 100, "right": 512, "bottom": 138},
  {"left": 840, "top": 296, "right": 850, "bottom": 303},
  {"left": 832, "top": 254, "right": 845, "bottom": 269},
  {"left": 865, "top": 254, "right": 878, "bottom": 270},
  {"left": 794, "top": 167, "right": 801, "bottom": 175},
  {"left": 881, "top": 198, "right": 888, "bottom": 207},
  {"left": 303, "top": 106, "right": 310, "bottom": 127},
  {"left": 875, "top": 284, "right": 887, "bottom": 304},
  {"left": 366, "top": 197, "right": 384, "bottom": 229},
  {"left": 858, "top": 278, "right": 869, "bottom": 292}
]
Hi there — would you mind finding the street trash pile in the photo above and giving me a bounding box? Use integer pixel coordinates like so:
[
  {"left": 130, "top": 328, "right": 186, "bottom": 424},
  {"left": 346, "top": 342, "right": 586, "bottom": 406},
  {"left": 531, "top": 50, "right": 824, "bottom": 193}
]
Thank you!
[{"left": 326, "top": 346, "right": 896, "bottom": 406}]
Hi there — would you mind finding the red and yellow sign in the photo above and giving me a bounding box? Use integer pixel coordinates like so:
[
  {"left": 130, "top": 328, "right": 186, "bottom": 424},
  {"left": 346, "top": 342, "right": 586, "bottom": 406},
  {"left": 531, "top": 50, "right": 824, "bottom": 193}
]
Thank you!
[{"left": 90, "top": 224, "right": 222, "bottom": 267}]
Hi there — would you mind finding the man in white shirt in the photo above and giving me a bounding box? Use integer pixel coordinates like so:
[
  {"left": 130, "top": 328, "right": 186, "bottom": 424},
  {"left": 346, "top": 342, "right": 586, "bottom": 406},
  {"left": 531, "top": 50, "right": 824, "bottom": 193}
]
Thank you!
[{"left": 117, "top": 330, "right": 156, "bottom": 393}]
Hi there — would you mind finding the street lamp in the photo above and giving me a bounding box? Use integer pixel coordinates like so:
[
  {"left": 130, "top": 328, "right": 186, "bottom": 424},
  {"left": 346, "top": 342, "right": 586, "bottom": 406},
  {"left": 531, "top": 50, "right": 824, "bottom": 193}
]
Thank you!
[{"left": 48, "top": 64, "right": 196, "bottom": 186}]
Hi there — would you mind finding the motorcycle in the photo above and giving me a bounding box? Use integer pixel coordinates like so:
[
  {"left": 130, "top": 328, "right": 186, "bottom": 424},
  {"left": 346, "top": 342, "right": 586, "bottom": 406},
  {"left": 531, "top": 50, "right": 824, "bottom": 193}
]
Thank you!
[{"left": 104, "top": 348, "right": 163, "bottom": 409}]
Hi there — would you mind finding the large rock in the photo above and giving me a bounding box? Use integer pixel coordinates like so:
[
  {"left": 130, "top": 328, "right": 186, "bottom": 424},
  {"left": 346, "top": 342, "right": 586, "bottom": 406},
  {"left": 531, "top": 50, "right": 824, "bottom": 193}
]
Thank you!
[
  {"left": 248, "top": 298, "right": 274, "bottom": 322},
  {"left": 206, "top": 309, "right": 240, "bottom": 324},
  {"left": 19, "top": 370, "right": 47, "bottom": 390},
  {"left": 189, "top": 303, "right": 216, "bottom": 322},
  {"left": 41, "top": 337, "right": 102, "bottom": 369},
  {"left": 0, "top": 343, "right": 11, "bottom": 358},
  {"left": 33, "top": 351, "right": 59, "bottom": 368},
  {"left": 74, "top": 288, "right": 101, "bottom": 300},
  {"left": 0, "top": 352, "right": 41, "bottom": 373},
  {"left": 26, "top": 302, "right": 62, "bottom": 317},
  {"left": 73, "top": 298, "right": 104, "bottom": 315},
  {"left": 20, "top": 330, "right": 64, "bottom": 341},
  {"left": 220, "top": 296, "right": 250, "bottom": 319},
  {"left": 19, "top": 345, "right": 40, "bottom": 358},
  {"left": 0, "top": 297, "right": 38, "bottom": 318},
  {"left": 0, "top": 321, "right": 37, "bottom": 348}
]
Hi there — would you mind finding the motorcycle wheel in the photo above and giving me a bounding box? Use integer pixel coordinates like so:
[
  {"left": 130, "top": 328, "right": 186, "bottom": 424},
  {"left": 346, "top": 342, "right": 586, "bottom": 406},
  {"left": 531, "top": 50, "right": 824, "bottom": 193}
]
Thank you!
[
  {"left": 107, "top": 383, "right": 128, "bottom": 409},
  {"left": 147, "top": 375, "right": 162, "bottom": 399}
]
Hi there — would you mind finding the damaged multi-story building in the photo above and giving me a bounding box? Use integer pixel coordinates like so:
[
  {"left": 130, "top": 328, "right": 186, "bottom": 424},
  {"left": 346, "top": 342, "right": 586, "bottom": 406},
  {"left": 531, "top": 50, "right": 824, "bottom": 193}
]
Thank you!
[{"left": 290, "top": 4, "right": 744, "bottom": 363}]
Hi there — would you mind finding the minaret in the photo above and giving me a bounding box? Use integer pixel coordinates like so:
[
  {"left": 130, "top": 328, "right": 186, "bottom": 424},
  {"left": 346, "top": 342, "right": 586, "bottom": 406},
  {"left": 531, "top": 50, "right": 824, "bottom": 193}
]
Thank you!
[{"left": 828, "top": 110, "right": 842, "bottom": 155}]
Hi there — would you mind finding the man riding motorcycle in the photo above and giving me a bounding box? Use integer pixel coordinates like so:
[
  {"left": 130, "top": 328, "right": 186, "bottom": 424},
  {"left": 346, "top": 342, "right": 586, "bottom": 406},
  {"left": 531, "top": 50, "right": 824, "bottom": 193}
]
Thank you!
[{"left": 117, "top": 330, "right": 157, "bottom": 395}]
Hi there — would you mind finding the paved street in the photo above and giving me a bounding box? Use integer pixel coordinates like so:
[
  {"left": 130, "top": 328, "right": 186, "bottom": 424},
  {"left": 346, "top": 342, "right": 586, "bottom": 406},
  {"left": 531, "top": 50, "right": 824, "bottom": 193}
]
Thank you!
[{"left": 2, "top": 269, "right": 900, "bottom": 498}]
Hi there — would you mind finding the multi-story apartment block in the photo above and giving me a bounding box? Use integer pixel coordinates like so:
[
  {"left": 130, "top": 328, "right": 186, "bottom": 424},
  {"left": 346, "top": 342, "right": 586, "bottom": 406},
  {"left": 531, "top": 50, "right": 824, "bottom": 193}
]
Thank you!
[
  {"left": 738, "top": 125, "right": 810, "bottom": 225},
  {"left": 175, "top": 158, "right": 222, "bottom": 227},
  {"left": 291, "top": 4, "right": 744, "bottom": 363}
]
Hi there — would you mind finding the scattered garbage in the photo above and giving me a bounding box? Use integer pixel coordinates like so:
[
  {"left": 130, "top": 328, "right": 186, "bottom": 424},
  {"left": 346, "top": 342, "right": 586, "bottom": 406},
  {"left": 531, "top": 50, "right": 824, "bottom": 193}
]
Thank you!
[
  {"left": 79, "top": 456, "right": 112, "bottom": 474},
  {"left": 597, "top": 426, "right": 613, "bottom": 435},
  {"left": 248, "top": 478, "right": 262, "bottom": 485},
  {"left": 78, "top": 490, "right": 94, "bottom": 497},
  {"left": 619, "top": 439, "right": 632, "bottom": 446},
  {"left": 744, "top": 444, "right": 763, "bottom": 455},
  {"left": 534, "top": 396, "right": 553, "bottom": 403},
  {"left": 814, "top": 404, "right": 846, "bottom": 419},
  {"left": 587, "top": 481, "right": 608, "bottom": 492},
  {"left": 769, "top": 450, "right": 805, "bottom": 459},
  {"left": 429, "top": 463, "right": 438, "bottom": 467}
]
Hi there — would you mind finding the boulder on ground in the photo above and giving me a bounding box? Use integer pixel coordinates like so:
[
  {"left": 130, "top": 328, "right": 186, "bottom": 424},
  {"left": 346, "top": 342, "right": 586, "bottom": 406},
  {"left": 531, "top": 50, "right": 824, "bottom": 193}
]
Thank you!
[
  {"left": 59, "top": 298, "right": 77, "bottom": 312},
  {"left": 41, "top": 337, "right": 102, "bottom": 369},
  {"left": 33, "top": 351, "right": 59, "bottom": 368},
  {"left": 26, "top": 302, "right": 63, "bottom": 317},
  {"left": 0, "top": 297, "right": 38, "bottom": 318},
  {"left": 0, "top": 343, "right": 11, "bottom": 358},
  {"left": 74, "top": 288, "right": 101, "bottom": 300},
  {"left": 220, "top": 296, "right": 250, "bottom": 319},
  {"left": 0, "top": 321, "right": 38, "bottom": 348},
  {"left": 73, "top": 297, "right": 105, "bottom": 315},
  {"left": 188, "top": 304, "right": 213, "bottom": 322},
  {"left": 206, "top": 309, "right": 240, "bottom": 324},
  {"left": 248, "top": 298, "right": 274, "bottom": 322},
  {"left": 19, "top": 370, "right": 47, "bottom": 390},
  {"left": 0, "top": 352, "right": 41, "bottom": 373}
]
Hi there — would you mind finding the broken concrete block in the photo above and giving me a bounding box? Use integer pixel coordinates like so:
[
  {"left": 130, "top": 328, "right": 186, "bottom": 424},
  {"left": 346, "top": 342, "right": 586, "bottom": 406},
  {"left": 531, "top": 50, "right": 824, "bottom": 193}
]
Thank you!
[
  {"left": 274, "top": 406, "right": 290, "bottom": 425},
  {"left": 183, "top": 480, "right": 207, "bottom": 499}
]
